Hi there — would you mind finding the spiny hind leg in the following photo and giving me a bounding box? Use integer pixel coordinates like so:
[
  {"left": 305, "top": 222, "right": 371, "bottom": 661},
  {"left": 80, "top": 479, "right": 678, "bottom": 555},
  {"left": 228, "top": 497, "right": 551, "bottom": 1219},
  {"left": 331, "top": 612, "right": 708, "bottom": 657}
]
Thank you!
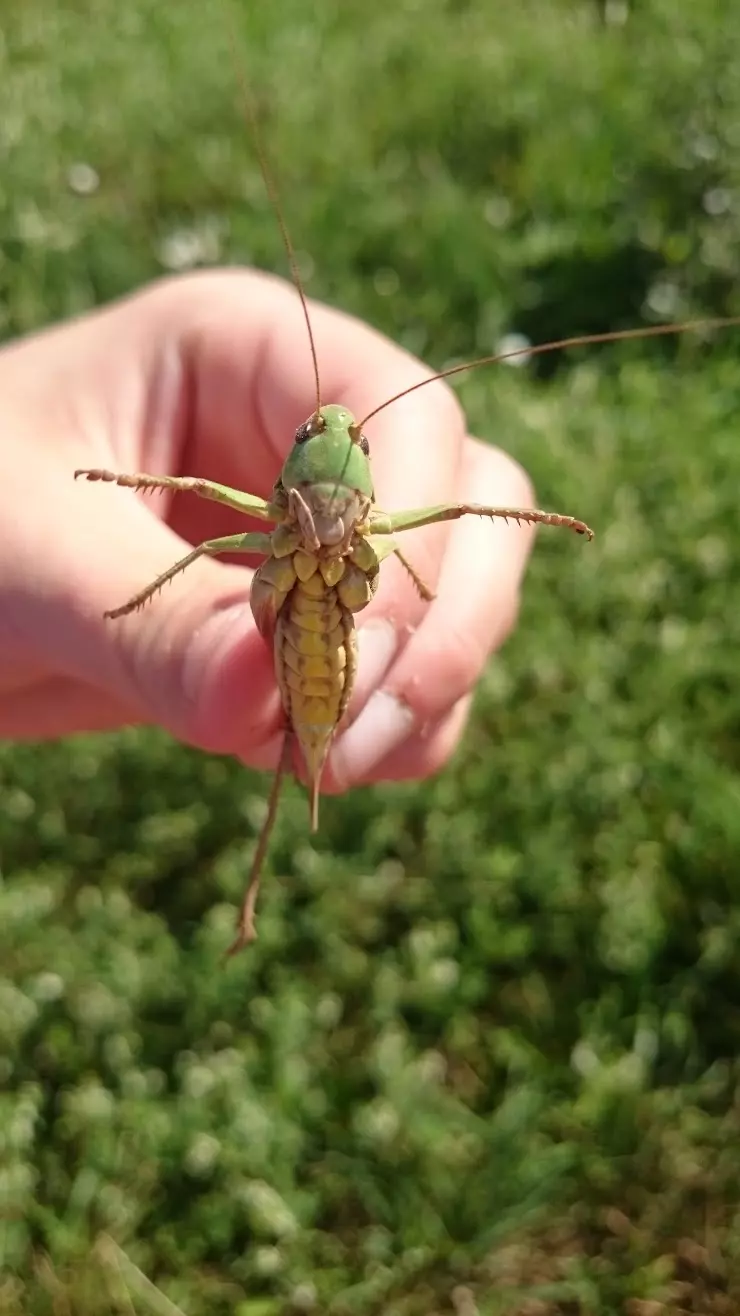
[
  {"left": 74, "top": 468, "right": 282, "bottom": 521},
  {"left": 103, "top": 531, "right": 273, "bottom": 619},
  {"left": 225, "top": 729, "right": 294, "bottom": 959}
]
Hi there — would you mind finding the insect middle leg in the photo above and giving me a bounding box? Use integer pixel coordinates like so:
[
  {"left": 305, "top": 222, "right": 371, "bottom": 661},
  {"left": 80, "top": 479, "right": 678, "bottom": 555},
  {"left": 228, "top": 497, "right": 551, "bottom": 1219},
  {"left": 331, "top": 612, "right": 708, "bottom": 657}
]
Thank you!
[
  {"left": 103, "top": 531, "right": 273, "bottom": 618},
  {"left": 361, "top": 533, "right": 436, "bottom": 601}
]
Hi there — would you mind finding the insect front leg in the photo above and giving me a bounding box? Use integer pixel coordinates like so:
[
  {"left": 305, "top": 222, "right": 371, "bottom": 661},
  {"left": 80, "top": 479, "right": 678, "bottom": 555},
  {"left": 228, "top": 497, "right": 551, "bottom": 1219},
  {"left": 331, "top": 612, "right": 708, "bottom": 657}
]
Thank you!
[
  {"left": 368, "top": 504, "right": 594, "bottom": 540},
  {"left": 103, "top": 531, "right": 273, "bottom": 619},
  {"left": 74, "top": 468, "right": 284, "bottom": 521}
]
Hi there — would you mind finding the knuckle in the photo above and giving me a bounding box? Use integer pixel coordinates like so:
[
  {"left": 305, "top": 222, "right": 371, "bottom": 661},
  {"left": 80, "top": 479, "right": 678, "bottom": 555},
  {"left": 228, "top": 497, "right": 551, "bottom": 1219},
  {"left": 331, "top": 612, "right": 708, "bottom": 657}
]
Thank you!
[
  {"left": 435, "top": 378, "right": 467, "bottom": 438},
  {"left": 419, "top": 696, "right": 473, "bottom": 774},
  {"left": 472, "top": 435, "right": 536, "bottom": 508},
  {"left": 393, "top": 627, "right": 488, "bottom": 724},
  {"left": 379, "top": 693, "right": 474, "bottom": 783},
  {"left": 441, "top": 627, "right": 488, "bottom": 701},
  {"left": 494, "top": 587, "right": 522, "bottom": 647},
  {"left": 511, "top": 457, "right": 536, "bottom": 508}
]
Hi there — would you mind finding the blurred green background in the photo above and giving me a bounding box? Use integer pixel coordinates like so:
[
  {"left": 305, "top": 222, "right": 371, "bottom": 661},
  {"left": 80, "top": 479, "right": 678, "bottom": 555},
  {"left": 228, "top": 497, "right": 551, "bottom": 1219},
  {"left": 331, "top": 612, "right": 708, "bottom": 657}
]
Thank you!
[{"left": 2, "top": 1, "right": 740, "bottom": 1312}]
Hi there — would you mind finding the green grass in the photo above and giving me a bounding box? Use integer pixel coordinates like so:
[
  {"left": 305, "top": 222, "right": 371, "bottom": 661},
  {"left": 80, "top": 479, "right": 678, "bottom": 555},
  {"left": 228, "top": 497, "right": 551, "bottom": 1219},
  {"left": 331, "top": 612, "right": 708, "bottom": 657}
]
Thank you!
[{"left": 2, "top": 1, "right": 740, "bottom": 1312}]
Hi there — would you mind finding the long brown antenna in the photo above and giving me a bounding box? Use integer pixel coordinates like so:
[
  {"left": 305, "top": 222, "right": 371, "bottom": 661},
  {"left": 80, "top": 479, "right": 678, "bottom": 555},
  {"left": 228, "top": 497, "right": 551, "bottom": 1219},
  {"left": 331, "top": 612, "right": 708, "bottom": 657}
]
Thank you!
[
  {"left": 357, "top": 316, "right": 740, "bottom": 429},
  {"left": 226, "top": 15, "right": 322, "bottom": 418}
]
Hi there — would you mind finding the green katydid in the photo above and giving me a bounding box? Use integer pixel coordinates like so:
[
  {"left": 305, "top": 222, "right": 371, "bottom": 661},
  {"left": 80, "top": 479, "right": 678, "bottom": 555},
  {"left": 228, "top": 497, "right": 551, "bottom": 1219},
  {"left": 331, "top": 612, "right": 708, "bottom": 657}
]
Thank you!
[
  {"left": 75, "top": 398, "right": 593, "bottom": 953},
  {"left": 74, "top": 56, "right": 740, "bottom": 956}
]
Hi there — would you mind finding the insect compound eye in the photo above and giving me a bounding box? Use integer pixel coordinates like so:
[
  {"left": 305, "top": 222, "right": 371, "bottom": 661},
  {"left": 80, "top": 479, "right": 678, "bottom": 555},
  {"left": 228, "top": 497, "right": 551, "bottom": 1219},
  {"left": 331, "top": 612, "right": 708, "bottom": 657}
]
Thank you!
[
  {"left": 349, "top": 422, "right": 370, "bottom": 456},
  {"left": 294, "top": 413, "right": 325, "bottom": 445}
]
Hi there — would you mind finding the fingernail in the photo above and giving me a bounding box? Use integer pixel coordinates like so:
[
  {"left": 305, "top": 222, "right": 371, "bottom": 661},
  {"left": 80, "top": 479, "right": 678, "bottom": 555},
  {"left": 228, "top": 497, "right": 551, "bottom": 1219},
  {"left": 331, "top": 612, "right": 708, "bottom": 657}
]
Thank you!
[
  {"left": 183, "top": 602, "right": 251, "bottom": 703},
  {"left": 354, "top": 620, "right": 398, "bottom": 706},
  {"left": 333, "top": 689, "right": 415, "bottom": 786}
]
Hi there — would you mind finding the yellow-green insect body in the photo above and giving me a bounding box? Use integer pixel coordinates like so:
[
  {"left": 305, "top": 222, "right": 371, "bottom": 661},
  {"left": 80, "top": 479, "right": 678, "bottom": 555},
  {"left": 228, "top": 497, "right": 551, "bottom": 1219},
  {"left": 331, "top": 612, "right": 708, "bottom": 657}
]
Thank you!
[
  {"left": 250, "top": 404, "right": 379, "bottom": 829},
  {"left": 75, "top": 397, "right": 592, "bottom": 954}
]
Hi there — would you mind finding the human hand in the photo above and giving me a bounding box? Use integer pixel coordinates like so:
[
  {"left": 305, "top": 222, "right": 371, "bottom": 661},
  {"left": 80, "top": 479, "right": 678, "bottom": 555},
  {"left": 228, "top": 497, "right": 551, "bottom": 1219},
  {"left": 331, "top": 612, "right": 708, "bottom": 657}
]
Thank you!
[{"left": 0, "top": 270, "right": 535, "bottom": 789}]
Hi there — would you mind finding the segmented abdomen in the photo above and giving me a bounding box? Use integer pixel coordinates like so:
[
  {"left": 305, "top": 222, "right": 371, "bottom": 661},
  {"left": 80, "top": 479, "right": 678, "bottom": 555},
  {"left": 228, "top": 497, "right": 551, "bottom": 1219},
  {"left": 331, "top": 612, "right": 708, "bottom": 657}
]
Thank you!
[
  {"left": 275, "top": 572, "right": 356, "bottom": 771},
  {"left": 250, "top": 541, "right": 379, "bottom": 790}
]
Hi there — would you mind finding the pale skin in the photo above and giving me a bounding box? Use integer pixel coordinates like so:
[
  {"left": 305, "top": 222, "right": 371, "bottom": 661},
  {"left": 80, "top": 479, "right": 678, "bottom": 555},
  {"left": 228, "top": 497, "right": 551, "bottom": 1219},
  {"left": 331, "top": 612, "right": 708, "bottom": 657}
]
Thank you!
[{"left": 0, "top": 267, "right": 540, "bottom": 789}]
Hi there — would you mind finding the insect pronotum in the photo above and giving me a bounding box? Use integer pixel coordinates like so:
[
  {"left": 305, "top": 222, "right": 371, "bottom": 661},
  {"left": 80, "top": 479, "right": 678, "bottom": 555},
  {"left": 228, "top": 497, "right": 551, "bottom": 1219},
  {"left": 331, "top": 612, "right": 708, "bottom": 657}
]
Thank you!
[{"left": 74, "top": 45, "right": 740, "bottom": 957}]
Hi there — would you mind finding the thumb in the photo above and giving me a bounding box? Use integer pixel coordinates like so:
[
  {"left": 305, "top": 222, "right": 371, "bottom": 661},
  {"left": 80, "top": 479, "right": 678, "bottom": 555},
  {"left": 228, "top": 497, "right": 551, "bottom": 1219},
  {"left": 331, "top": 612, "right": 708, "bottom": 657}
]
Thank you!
[{"left": 14, "top": 459, "right": 281, "bottom": 757}]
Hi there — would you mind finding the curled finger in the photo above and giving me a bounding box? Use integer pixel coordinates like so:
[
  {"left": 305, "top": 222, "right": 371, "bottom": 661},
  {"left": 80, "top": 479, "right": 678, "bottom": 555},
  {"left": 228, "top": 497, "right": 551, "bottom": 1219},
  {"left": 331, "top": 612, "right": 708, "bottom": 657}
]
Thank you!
[{"left": 331, "top": 437, "right": 536, "bottom": 787}]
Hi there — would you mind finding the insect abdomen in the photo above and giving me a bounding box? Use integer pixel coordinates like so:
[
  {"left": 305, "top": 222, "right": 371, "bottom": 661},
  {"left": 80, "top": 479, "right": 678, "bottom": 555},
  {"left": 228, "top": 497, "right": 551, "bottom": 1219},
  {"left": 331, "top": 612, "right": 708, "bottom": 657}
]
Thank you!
[
  {"left": 251, "top": 543, "right": 378, "bottom": 828},
  {"left": 277, "top": 571, "right": 355, "bottom": 757}
]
